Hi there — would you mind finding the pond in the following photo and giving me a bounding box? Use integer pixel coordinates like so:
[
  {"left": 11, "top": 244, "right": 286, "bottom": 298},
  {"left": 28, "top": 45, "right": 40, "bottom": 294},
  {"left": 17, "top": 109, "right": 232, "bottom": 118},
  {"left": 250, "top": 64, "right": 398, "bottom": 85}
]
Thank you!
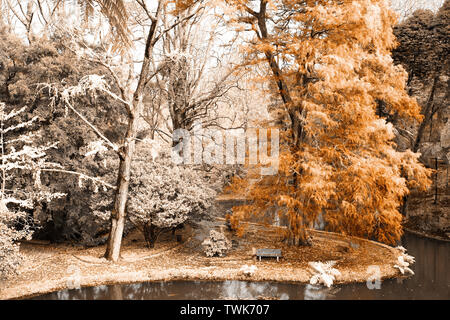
[{"left": 30, "top": 233, "right": 449, "bottom": 300}]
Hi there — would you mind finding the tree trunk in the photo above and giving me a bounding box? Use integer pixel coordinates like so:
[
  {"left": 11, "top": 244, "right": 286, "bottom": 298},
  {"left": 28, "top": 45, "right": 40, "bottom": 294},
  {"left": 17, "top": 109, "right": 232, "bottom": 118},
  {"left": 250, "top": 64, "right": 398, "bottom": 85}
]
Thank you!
[
  {"left": 143, "top": 223, "right": 163, "bottom": 248},
  {"left": 104, "top": 115, "right": 139, "bottom": 261},
  {"left": 254, "top": 0, "right": 304, "bottom": 146},
  {"left": 412, "top": 73, "right": 440, "bottom": 153},
  {"left": 143, "top": 223, "right": 151, "bottom": 247},
  {"left": 401, "top": 73, "right": 440, "bottom": 215},
  {"left": 284, "top": 228, "right": 311, "bottom": 246}
]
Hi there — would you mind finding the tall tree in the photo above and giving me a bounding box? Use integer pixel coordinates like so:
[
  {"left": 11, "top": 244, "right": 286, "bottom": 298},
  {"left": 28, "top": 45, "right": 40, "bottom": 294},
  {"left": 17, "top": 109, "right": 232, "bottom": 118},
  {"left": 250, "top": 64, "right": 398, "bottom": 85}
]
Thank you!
[
  {"left": 102, "top": 1, "right": 160, "bottom": 262},
  {"left": 49, "top": 0, "right": 200, "bottom": 261},
  {"left": 226, "top": 0, "right": 431, "bottom": 245},
  {"left": 103, "top": 0, "right": 207, "bottom": 261}
]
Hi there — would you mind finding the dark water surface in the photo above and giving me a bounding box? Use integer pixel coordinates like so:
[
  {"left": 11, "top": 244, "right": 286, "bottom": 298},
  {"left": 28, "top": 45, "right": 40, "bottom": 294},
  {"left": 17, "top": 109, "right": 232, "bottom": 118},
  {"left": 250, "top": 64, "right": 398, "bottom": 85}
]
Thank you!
[{"left": 31, "top": 233, "right": 449, "bottom": 300}]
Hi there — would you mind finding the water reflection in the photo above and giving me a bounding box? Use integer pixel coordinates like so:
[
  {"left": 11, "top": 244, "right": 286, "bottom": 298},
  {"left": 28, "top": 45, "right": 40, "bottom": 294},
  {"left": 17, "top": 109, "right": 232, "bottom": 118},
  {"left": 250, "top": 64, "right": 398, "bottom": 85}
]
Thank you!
[
  {"left": 31, "top": 233, "right": 449, "bottom": 300},
  {"left": 304, "top": 284, "right": 341, "bottom": 300},
  {"left": 220, "top": 281, "right": 289, "bottom": 300}
]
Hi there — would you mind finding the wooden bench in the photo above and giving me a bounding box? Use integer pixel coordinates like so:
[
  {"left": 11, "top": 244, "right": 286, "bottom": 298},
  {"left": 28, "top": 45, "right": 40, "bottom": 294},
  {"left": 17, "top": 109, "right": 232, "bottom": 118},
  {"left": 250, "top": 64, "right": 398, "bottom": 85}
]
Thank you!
[{"left": 256, "top": 249, "right": 282, "bottom": 262}]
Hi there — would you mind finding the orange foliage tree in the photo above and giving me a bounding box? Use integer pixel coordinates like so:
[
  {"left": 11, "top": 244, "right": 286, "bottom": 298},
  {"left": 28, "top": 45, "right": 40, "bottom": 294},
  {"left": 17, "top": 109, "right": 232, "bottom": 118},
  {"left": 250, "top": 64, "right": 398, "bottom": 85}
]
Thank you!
[{"left": 225, "top": 0, "right": 432, "bottom": 245}]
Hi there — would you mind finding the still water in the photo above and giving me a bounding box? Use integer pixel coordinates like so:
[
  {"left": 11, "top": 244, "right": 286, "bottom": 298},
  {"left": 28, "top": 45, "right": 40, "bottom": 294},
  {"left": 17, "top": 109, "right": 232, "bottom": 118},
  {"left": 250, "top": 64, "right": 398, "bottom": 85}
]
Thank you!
[{"left": 31, "top": 233, "right": 449, "bottom": 300}]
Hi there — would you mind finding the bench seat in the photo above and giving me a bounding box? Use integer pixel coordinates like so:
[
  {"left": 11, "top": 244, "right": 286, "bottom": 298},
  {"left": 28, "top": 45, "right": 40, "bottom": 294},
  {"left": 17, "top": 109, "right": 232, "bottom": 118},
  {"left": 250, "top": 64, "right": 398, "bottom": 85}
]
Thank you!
[{"left": 255, "top": 249, "right": 282, "bottom": 262}]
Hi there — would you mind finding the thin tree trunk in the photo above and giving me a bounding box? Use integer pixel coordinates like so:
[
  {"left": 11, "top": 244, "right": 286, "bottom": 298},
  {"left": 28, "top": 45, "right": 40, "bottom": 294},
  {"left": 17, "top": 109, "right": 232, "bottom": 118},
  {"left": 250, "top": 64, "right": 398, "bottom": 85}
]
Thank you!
[
  {"left": 254, "top": 0, "right": 304, "bottom": 146},
  {"left": 104, "top": 1, "right": 163, "bottom": 261},
  {"left": 412, "top": 73, "right": 440, "bottom": 153},
  {"left": 401, "top": 73, "right": 440, "bottom": 215},
  {"left": 1, "top": 108, "right": 5, "bottom": 198},
  {"left": 104, "top": 116, "right": 139, "bottom": 261}
]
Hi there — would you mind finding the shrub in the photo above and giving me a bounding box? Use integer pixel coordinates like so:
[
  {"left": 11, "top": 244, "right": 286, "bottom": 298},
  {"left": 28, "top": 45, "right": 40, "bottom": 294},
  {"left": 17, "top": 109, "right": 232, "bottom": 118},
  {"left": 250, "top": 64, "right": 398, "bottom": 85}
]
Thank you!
[
  {"left": 202, "top": 230, "right": 232, "bottom": 257},
  {"left": 0, "top": 207, "right": 32, "bottom": 278},
  {"left": 128, "top": 143, "right": 217, "bottom": 248}
]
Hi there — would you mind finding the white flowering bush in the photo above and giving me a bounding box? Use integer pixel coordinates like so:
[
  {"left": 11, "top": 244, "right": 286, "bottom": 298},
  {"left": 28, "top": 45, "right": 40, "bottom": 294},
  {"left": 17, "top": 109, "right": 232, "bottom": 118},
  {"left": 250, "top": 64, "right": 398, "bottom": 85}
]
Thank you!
[
  {"left": 128, "top": 144, "right": 216, "bottom": 248},
  {"left": 308, "top": 261, "right": 341, "bottom": 288},
  {"left": 202, "top": 230, "right": 232, "bottom": 257}
]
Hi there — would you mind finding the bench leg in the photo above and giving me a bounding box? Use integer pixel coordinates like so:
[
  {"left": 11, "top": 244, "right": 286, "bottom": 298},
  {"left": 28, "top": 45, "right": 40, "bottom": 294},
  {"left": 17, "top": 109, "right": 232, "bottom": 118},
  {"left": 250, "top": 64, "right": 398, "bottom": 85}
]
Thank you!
[
  {"left": 259, "top": 256, "right": 261, "bottom": 262},
  {"left": 277, "top": 257, "right": 279, "bottom": 262}
]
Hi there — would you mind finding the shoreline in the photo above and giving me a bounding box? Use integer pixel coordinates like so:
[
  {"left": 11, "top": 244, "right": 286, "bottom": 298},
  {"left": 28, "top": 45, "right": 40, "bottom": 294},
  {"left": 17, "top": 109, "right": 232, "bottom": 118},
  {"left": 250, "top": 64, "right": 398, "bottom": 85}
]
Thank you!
[
  {"left": 403, "top": 227, "right": 450, "bottom": 243},
  {"left": 17, "top": 271, "right": 399, "bottom": 300},
  {"left": 1, "top": 229, "right": 403, "bottom": 300}
]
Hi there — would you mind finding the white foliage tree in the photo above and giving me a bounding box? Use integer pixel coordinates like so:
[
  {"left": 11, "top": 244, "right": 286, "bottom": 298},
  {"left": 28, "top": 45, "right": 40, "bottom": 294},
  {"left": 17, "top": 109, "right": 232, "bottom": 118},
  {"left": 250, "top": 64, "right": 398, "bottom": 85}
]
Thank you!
[{"left": 0, "top": 102, "right": 64, "bottom": 278}]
